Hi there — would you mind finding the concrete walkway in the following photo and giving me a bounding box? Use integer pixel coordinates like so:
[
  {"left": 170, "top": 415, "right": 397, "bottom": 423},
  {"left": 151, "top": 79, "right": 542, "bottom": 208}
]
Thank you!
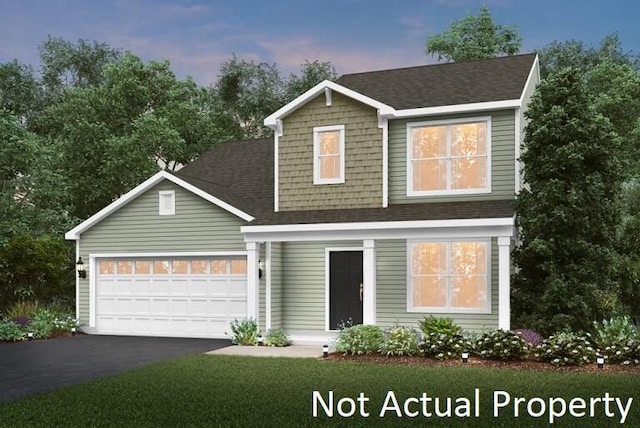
[{"left": 207, "top": 344, "right": 323, "bottom": 358}]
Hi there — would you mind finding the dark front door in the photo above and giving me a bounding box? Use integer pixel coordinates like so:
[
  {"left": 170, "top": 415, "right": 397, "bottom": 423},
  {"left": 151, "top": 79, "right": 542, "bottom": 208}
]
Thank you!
[{"left": 329, "top": 251, "right": 363, "bottom": 329}]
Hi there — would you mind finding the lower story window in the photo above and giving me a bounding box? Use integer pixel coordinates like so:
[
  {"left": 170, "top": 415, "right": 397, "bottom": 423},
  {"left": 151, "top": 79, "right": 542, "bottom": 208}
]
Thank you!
[{"left": 408, "top": 240, "right": 490, "bottom": 312}]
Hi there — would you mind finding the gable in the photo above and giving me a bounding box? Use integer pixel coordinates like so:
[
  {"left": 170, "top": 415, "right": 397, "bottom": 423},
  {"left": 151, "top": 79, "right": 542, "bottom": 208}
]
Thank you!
[
  {"left": 66, "top": 171, "right": 253, "bottom": 240},
  {"left": 80, "top": 180, "right": 247, "bottom": 252},
  {"left": 278, "top": 91, "right": 383, "bottom": 211}
]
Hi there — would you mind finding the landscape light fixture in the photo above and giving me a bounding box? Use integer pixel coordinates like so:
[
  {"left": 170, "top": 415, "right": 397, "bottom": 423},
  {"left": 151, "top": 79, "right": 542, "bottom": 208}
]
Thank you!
[
  {"left": 323, "top": 344, "right": 329, "bottom": 358},
  {"left": 76, "top": 257, "right": 86, "bottom": 279},
  {"left": 461, "top": 350, "right": 469, "bottom": 363},
  {"left": 596, "top": 354, "right": 605, "bottom": 369}
]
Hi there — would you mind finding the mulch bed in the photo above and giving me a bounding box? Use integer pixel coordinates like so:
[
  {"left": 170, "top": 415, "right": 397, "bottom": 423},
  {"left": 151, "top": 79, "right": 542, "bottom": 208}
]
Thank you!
[{"left": 325, "top": 352, "right": 640, "bottom": 375}]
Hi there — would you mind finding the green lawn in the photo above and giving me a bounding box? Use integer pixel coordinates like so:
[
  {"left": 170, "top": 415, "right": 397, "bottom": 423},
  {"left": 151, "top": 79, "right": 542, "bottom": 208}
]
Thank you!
[{"left": 0, "top": 355, "right": 638, "bottom": 427}]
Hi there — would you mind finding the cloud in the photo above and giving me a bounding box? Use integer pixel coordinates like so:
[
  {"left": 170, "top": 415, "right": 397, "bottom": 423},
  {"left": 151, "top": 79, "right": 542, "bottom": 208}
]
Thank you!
[{"left": 254, "top": 35, "right": 432, "bottom": 76}]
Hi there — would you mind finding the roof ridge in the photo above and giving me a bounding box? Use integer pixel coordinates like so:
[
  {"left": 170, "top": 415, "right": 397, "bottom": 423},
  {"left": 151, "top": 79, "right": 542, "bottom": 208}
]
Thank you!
[{"left": 337, "top": 52, "right": 537, "bottom": 79}]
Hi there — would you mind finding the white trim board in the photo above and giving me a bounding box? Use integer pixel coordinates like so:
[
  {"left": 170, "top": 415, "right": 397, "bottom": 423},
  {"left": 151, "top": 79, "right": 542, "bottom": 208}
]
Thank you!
[{"left": 65, "top": 171, "right": 254, "bottom": 239}]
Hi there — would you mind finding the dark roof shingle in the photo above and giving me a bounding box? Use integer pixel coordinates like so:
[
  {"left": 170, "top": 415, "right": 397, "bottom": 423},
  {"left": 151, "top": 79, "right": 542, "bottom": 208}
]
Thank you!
[
  {"left": 336, "top": 53, "right": 536, "bottom": 110},
  {"left": 174, "top": 138, "right": 274, "bottom": 218}
]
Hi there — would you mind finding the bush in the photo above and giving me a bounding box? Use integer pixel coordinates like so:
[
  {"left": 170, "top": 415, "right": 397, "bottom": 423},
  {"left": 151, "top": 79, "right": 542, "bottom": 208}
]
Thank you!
[
  {"left": 533, "top": 331, "right": 596, "bottom": 366},
  {"left": 513, "top": 328, "right": 543, "bottom": 346},
  {"left": 4, "top": 300, "right": 40, "bottom": 319},
  {"left": 380, "top": 325, "right": 420, "bottom": 356},
  {"left": 591, "top": 315, "right": 637, "bottom": 349},
  {"left": 0, "top": 236, "right": 75, "bottom": 311},
  {"left": 264, "top": 328, "right": 289, "bottom": 347},
  {"left": 474, "top": 330, "right": 530, "bottom": 361},
  {"left": 420, "top": 331, "right": 472, "bottom": 360},
  {"left": 227, "top": 318, "right": 259, "bottom": 345},
  {"left": 0, "top": 320, "right": 26, "bottom": 342},
  {"left": 334, "top": 324, "right": 384, "bottom": 355},
  {"left": 418, "top": 316, "right": 462, "bottom": 336}
]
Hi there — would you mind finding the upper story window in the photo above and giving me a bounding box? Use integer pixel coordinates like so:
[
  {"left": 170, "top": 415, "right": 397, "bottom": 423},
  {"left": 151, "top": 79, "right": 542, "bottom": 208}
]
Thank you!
[
  {"left": 313, "top": 125, "right": 345, "bottom": 185},
  {"left": 407, "top": 117, "right": 490, "bottom": 196},
  {"left": 158, "top": 190, "right": 175, "bottom": 215}
]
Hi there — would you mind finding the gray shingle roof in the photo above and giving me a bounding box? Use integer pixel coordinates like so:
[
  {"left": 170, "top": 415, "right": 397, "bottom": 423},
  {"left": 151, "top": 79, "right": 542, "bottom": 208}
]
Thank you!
[
  {"left": 174, "top": 55, "right": 531, "bottom": 223},
  {"left": 174, "top": 138, "right": 274, "bottom": 218},
  {"left": 247, "top": 200, "right": 514, "bottom": 226},
  {"left": 336, "top": 53, "right": 536, "bottom": 110}
]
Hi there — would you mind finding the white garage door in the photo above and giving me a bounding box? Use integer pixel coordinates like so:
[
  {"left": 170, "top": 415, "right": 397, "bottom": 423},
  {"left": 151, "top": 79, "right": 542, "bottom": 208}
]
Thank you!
[{"left": 95, "top": 256, "right": 247, "bottom": 338}]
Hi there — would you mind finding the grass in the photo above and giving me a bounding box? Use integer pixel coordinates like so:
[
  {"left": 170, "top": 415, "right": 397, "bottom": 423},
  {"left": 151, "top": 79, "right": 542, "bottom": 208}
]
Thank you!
[{"left": 0, "top": 355, "right": 639, "bottom": 427}]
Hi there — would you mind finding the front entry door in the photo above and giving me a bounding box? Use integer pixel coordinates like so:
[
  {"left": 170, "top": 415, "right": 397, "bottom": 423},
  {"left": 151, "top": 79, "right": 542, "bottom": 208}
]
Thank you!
[{"left": 329, "top": 251, "right": 363, "bottom": 329}]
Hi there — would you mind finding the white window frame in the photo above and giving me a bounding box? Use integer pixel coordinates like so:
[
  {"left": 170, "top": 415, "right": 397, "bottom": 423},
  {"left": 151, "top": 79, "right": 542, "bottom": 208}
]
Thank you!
[
  {"left": 406, "top": 238, "right": 491, "bottom": 314},
  {"left": 313, "top": 124, "right": 345, "bottom": 185},
  {"left": 406, "top": 116, "right": 492, "bottom": 196},
  {"left": 158, "top": 190, "right": 175, "bottom": 215}
]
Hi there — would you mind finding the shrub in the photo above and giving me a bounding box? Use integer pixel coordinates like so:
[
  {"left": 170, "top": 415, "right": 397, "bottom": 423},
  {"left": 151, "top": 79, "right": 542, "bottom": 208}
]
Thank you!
[
  {"left": 513, "top": 328, "right": 543, "bottom": 346},
  {"left": 533, "top": 331, "right": 596, "bottom": 366},
  {"left": 380, "top": 325, "right": 420, "bottom": 356},
  {"left": 264, "top": 328, "right": 289, "bottom": 347},
  {"left": 227, "top": 318, "right": 259, "bottom": 346},
  {"left": 418, "top": 316, "right": 462, "bottom": 337},
  {"left": 334, "top": 324, "right": 384, "bottom": 355},
  {"left": 474, "top": 330, "right": 530, "bottom": 361},
  {"left": 10, "top": 316, "right": 31, "bottom": 327},
  {"left": 0, "top": 320, "right": 26, "bottom": 342},
  {"left": 420, "top": 331, "right": 472, "bottom": 360},
  {"left": 4, "top": 300, "right": 40, "bottom": 319},
  {"left": 591, "top": 316, "right": 637, "bottom": 349}
]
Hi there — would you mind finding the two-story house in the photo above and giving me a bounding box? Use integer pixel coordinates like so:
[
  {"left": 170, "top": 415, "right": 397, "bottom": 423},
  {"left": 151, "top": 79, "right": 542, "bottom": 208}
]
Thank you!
[{"left": 66, "top": 53, "right": 539, "bottom": 342}]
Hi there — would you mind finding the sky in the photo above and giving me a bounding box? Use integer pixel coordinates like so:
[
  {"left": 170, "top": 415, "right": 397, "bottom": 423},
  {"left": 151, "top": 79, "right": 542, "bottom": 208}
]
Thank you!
[{"left": 0, "top": 1, "right": 638, "bottom": 86}]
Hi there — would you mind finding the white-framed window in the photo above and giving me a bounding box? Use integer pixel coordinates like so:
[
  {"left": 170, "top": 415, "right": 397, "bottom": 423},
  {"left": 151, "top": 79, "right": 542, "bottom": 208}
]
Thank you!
[
  {"left": 313, "top": 124, "right": 345, "bottom": 184},
  {"left": 407, "top": 239, "right": 490, "bottom": 313},
  {"left": 158, "top": 190, "right": 175, "bottom": 215},
  {"left": 407, "top": 117, "right": 491, "bottom": 196}
]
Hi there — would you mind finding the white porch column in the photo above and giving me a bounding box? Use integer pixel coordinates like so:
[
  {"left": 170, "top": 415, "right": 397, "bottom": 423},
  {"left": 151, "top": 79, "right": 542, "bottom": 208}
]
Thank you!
[
  {"left": 246, "top": 242, "right": 260, "bottom": 321},
  {"left": 497, "top": 236, "right": 511, "bottom": 330},
  {"left": 363, "top": 239, "right": 376, "bottom": 325},
  {"left": 265, "top": 242, "right": 272, "bottom": 330}
]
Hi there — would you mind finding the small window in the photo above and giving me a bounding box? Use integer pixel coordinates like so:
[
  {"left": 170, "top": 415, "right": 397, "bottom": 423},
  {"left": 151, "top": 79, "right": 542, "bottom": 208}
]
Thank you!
[
  {"left": 211, "top": 259, "right": 228, "bottom": 275},
  {"left": 159, "top": 191, "right": 175, "bottom": 215},
  {"left": 191, "top": 260, "right": 208, "bottom": 274},
  {"left": 117, "top": 261, "right": 133, "bottom": 274},
  {"left": 172, "top": 260, "right": 188, "bottom": 274},
  {"left": 154, "top": 260, "right": 170, "bottom": 274},
  {"left": 230, "top": 259, "right": 247, "bottom": 275},
  {"left": 99, "top": 261, "right": 115, "bottom": 274},
  {"left": 313, "top": 125, "right": 345, "bottom": 184},
  {"left": 135, "top": 261, "right": 151, "bottom": 275}
]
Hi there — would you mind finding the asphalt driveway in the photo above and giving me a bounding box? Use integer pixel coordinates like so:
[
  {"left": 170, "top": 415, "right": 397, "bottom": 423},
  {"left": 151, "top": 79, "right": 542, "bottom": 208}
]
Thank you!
[{"left": 0, "top": 335, "right": 230, "bottom": 403}]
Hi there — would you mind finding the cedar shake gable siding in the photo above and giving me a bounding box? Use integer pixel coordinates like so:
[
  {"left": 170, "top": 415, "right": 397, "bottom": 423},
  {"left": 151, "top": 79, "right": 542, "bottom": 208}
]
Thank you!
[{"left": 278, "top": 92, "right": 383, "bottom": 211}]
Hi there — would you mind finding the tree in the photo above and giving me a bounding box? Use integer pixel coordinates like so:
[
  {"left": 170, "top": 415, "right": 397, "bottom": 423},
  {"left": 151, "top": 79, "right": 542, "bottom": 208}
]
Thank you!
[
  {"left": 39, "top": 53, "right": 234, "bottom": 219},
  {"left": 284, "top": 60, "right": 337, "bottom": 102},
  {"left": 426, "top": 4, "right": 521, "bottom": 62},
  {"left": 512, "top": 68, "right": 625, "bottom": 334},
  {"left": 0, "top": 60, "right": 42, "bottom": 120},
  {"left": 214, "top": 55, "right": 286, "bottom": 139}
]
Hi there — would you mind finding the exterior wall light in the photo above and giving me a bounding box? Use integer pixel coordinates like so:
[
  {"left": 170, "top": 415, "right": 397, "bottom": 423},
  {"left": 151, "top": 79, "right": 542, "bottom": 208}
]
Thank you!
[
  {"left": 258, "top": 260, "right": 265, "bottom": 279},
  {"left": 76, "top": 257, "right": 86, "bottom": 279}
]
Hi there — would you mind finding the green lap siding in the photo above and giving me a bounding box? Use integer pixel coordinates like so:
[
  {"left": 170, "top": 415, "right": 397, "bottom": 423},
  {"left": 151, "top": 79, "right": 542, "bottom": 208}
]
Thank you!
[
  {"left": 269, "top": 242, "right": 283, "bottom": 329},
  {"left": 76, "top": 180, "right": 247, "bottom": 326},
  {"left": 280, "top": 241, "right": 360, "bottom": 331},
  {"left": 375, "top": 239, "right": 499, "bottom": 332},
  {"left": 388, "top": 110, "right": 516, "bottom": 204}
]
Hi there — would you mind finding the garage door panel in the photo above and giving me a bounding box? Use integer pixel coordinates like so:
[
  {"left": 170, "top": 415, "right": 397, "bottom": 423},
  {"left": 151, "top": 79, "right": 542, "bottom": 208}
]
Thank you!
[{"left": 96, "top": 257, "right": 247, "bottom": 338}]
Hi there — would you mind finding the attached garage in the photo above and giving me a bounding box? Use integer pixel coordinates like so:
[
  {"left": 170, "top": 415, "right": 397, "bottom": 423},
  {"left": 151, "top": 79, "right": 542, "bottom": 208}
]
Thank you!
[{"left": 93, "top": 256, "right": 247, "bottom": 338}]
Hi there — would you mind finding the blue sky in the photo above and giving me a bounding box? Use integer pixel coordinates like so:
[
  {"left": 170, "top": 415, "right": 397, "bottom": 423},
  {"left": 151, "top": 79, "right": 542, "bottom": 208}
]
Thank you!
[{"left": 1, "top": 1, "right": 638, "bottom": 86}]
